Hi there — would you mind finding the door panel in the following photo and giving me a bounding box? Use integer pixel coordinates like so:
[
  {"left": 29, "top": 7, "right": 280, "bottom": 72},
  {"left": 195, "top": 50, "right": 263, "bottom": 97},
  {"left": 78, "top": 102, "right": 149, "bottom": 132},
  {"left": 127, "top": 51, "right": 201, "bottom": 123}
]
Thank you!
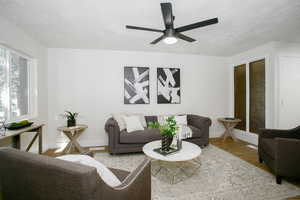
[
  {"left": 234, "top": 64, "right": 246, "bottom": 130},
  {"left": 249, "top": 59, "right": 265, "bottom": 134}
]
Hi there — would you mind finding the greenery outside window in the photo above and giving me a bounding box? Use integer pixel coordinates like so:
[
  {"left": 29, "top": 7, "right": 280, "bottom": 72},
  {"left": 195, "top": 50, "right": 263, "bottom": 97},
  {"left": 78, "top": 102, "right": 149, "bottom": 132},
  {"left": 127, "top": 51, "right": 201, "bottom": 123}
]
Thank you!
[{"left": 0, "top": 45, "right": 37, "bottom": 122}]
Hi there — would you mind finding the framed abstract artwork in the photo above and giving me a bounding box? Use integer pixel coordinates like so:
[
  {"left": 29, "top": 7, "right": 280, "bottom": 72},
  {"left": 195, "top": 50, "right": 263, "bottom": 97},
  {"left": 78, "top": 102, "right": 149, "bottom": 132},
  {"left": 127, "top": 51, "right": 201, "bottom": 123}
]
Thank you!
[
  {"left": 124, "top": 66, "right": 150, "bottom": 104},
  {"left": 157, "top": 68, "right": 181, "bottom": 104}
]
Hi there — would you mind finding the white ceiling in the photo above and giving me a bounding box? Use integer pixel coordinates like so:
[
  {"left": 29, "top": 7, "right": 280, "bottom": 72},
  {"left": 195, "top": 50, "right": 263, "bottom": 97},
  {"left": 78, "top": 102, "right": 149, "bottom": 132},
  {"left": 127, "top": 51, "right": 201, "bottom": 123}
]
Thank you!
[{"left": 0, "top": 0, "right": 300, "bottom": 56}]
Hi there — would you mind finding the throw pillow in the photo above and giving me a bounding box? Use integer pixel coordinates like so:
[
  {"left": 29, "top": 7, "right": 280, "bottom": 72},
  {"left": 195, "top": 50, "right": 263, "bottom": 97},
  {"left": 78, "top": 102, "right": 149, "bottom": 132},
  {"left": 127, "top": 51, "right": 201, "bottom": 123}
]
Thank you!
[
  {"left": 57, "top": 155, "right": 122, "bottom": 187},
  {"left": 123, "top": 115, "right": 144, "bottom": 132},
  {"left": 128, "top": 113, "right": 147, "bottom": 128},
  {"left": 112, "top": 113, "right": 127, "bottom": 130},
  {"left": 138, "top": 114, "right": 147, "bottom": 128},
  {"left": 157, "top": 115, "right": 174, "bottom": 125},
  {"left": 174, "top": 115, "right": 187, "bottom": 125}
]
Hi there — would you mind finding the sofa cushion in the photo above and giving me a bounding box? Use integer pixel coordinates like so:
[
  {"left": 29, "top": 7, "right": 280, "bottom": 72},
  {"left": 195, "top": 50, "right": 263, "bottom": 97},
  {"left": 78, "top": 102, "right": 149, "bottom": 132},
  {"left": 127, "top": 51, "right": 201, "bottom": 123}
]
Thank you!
[
  {"left": 175, "top": 115, "right": 187, "bottom": 125},
  {"left": 120, "top": 128, "right": 162, "bottom": 144},
  {"left": 260, "top": 138, "right": 276, "bottom": 159},
  {"left": 145, "top": 116, "right": 158, "bottom": 125},
  {"left": 123, "top": 115, "right": 144, "bottom": 132},
  {"left": 188, "top": 125, "right": 203, "bottom": 138},
  {"left": 112, "top": 113, "right": 127, "bottom": 131}
]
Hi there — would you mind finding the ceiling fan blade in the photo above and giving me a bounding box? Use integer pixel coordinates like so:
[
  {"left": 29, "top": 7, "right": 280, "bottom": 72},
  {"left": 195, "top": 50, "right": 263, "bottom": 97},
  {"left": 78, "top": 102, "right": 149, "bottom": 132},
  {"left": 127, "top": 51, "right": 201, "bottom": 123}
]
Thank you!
[
  {"left": 175, "top": 18, "right": 218, "bottom": 33},
  {"left": 176, "top": 33, "right": 196, "bottom": 42},
  {"left": 126, "top": 25, "right": 163, "bottom": 33},
  {"left": 150, "top": 35, "right": 165, "bottom": 44},
  {"left": 161, "top": 3, "right": 174, "bottom": 29}
]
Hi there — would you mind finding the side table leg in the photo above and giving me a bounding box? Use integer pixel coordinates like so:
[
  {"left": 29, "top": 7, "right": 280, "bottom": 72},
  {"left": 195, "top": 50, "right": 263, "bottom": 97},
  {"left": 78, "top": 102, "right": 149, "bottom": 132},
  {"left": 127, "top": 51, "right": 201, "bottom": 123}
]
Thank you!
[
  {"left": 12, "top": 135, "right": 20, "bottom": 150},
  {"left": 230, "top": 129, "right": 238, "bottom": 141},
  {"left": 38, "top": 127, "right": 43, "bottom": 154},
  {"left": 65, "top": 131, "right": 85, "bottom": 153},
  {"left": 223, "top": 130, "right": 227, "bottom": 141},
  {"left": 228, "top": 123, "right": 238, "bottom": 142}
]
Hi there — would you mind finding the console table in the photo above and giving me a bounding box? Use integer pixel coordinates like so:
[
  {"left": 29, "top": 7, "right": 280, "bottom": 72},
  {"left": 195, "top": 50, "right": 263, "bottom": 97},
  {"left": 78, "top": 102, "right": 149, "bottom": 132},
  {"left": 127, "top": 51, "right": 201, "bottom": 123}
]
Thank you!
[{"left": 0, "top": 124, "right": 44, "bottom": 154}]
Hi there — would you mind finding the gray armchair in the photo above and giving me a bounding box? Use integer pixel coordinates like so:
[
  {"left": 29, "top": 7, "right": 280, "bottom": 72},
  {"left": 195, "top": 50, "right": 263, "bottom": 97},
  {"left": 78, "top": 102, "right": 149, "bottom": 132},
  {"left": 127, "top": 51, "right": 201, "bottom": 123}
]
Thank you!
[
  {"left": 0, "top": 148, "right": 151, "bottom": 200},
  {"left": 258, "top": 126, "right": 300, "bottom": 184}
]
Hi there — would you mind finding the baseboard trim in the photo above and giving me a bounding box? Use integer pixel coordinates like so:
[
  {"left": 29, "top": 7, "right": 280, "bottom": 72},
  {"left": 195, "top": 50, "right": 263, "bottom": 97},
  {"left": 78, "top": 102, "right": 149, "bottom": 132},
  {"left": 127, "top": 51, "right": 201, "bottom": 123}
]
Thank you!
[
  {"left": 54, "top": 139, "right": 107, "bottom": 149},
  {"left": 234, "top": 129, "right": 258, "bottom": 145}
]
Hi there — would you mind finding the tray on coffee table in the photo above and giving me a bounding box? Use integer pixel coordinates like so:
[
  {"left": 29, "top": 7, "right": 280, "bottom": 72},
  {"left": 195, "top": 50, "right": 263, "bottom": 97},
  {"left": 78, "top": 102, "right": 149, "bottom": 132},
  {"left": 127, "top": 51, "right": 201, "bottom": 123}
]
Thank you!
[{"left": 153, "top": 146, "right": 180, "bottom": 156}]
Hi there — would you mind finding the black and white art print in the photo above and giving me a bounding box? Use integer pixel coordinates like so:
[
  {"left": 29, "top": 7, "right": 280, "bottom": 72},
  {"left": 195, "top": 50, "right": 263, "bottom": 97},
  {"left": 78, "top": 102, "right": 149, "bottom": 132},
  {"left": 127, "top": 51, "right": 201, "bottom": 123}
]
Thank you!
[
  {"left": 157, "top": 68, "right": 181, "bottom": 104},
  {"left": 124, "top": 66, "right": 150, "bottom": 104}
]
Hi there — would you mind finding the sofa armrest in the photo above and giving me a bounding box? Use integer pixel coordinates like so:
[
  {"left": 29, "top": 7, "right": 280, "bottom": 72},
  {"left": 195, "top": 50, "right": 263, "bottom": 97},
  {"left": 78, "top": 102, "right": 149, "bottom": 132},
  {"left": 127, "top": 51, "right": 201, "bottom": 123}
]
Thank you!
[
  {"left": 187, "top": 114, "right": 212, "bottom": 130},
  {"left": 105, "top": 118, "right": 121, "bottom": 153},
  {"left": 105, "top": 118, "right": 120, "bottom": 132},
  {"left": 260, "top": 127, "right": 300, "bottom": 139},
  {"left": 102, "top": 158, "right": 151, "bottom": 200},
  {"left": 276, "top": 138, "right": 300, "bottom": 175}
]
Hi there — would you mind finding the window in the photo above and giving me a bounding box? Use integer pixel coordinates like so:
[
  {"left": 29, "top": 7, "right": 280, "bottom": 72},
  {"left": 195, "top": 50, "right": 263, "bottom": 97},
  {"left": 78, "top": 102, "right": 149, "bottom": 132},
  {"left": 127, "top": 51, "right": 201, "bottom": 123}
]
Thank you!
[{"left": 0, "top": 46, "right": 36, "bottom": 122}]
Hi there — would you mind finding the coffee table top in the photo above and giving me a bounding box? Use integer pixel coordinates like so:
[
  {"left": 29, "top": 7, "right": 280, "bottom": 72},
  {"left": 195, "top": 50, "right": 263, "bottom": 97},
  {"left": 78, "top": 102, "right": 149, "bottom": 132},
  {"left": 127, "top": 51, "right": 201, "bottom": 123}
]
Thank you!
[{"left": 143, "top": 140, "right": 201, "bottom": 162}]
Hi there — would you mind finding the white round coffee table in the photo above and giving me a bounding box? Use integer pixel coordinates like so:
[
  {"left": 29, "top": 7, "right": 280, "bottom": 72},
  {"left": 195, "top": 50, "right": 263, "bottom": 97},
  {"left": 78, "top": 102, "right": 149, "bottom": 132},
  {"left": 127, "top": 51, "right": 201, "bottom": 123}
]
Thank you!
[{"left": 143, "top": 140, "right": 202, "bottom": 184}]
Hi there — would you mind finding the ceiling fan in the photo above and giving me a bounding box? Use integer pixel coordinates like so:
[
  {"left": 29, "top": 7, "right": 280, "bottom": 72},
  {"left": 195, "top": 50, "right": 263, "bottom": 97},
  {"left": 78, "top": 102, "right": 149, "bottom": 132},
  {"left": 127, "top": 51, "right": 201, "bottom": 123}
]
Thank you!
[{"left": 126, "top": 2, "right": 218, "bottom": 45}]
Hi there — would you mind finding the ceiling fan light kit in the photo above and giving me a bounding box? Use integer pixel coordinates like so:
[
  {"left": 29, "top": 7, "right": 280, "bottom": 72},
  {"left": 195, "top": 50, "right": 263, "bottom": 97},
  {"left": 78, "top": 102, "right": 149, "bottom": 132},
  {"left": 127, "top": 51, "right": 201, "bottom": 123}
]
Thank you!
[
  {"left": 163, "top": 29, "right": 177, "bottom": 44},
  {"left": 163, "top": 37, "right": 177, "bottom": 45},
  {"left": 126, "top": 2, "right": 219, "bottom": 45}
]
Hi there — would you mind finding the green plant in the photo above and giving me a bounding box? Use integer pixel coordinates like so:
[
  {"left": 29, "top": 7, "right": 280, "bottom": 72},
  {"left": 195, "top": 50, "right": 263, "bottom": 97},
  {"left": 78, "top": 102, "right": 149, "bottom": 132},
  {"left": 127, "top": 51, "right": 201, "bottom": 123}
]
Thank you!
[
  {"left": 148, "top": 116, "right": 179, "bottom": 137},
  {"left": 62, "top": 111, "right": 79, "bottom": 121}
]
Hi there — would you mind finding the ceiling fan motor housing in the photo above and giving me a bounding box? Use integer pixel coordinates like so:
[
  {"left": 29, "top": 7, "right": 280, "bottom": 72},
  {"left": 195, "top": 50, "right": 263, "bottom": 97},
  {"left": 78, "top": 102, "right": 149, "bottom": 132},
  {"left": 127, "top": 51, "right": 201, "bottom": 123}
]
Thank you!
[{"left": 165, "top": 29, "right": 176, "bottom": 37}]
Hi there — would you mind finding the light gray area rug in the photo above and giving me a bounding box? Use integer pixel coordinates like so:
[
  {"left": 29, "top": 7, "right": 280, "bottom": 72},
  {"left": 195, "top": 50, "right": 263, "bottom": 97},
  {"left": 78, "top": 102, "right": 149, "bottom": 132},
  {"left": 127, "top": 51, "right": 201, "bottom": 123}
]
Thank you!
[{"left": 94, "top": 145, "right": 300, "bottom": 200}]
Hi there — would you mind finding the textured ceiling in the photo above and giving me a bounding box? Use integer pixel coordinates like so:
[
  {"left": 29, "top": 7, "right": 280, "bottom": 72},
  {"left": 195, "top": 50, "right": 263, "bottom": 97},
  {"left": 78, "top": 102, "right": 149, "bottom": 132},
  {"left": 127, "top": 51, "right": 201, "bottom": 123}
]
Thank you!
[{"left": 0, "top": 0, "right": 300, "bottom": 56}]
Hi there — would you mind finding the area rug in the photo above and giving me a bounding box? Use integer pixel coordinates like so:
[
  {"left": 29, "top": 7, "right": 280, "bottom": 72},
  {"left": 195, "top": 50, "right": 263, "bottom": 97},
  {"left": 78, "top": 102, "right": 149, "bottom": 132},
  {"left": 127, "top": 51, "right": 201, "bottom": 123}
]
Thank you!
[{"left": 94, "top": 145, "right": 300, "bottom": 200}]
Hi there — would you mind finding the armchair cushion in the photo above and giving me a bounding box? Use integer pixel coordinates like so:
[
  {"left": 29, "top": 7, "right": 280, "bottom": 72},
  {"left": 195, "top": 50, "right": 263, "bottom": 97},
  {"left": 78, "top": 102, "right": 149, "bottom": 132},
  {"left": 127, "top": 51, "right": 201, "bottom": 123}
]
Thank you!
[{"left": 57, "top": 155, "right": 121, "bottom": 187}]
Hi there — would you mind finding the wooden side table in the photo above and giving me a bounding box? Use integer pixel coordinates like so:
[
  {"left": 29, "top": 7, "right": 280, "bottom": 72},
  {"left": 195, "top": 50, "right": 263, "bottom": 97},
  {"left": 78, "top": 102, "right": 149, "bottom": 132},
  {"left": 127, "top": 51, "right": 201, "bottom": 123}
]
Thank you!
[
  {"left": 57, "top": 124, "right": 88, "bottom": 154},
  {"left": 218, "top": 118, "right": 241, "bottom": 142}
]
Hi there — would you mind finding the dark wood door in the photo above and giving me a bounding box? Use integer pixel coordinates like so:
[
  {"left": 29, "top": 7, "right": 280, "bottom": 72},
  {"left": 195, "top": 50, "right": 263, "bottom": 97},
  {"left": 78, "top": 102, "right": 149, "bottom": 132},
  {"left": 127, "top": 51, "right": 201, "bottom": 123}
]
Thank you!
[
  {"left": 234, "top": 64, "right": 246, "bottom": 130},
  {"left": 250, "top": 59, "right": 265, "bottom": 134}
]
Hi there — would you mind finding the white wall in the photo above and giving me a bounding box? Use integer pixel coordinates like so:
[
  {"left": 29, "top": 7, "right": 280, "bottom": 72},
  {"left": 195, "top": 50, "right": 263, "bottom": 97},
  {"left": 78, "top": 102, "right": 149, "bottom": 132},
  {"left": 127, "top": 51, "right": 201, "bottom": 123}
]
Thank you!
[
  {"left": 48, "top": 49, "right": 230, "bottom": 147},
  {"left": 0, "top": 16, "right": 49, "bottom": 151}
]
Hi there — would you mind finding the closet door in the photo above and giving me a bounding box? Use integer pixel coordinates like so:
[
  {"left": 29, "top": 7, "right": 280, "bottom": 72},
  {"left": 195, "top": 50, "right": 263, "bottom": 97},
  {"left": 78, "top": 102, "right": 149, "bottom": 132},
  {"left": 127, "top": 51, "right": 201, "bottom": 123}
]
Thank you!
[
  {"left": 250, "top": 59, "right": 265, "bottom": 133},
  {"left": 234, "top": 64, "right": 246, "bottom": 130}
]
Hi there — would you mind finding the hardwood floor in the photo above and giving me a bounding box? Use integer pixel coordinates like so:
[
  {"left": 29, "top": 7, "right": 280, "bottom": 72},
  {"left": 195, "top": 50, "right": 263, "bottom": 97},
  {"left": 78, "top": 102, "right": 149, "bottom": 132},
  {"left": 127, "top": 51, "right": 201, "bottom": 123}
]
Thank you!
[{"left": 210, "top": 138, "right": 300, "bottom": 200}]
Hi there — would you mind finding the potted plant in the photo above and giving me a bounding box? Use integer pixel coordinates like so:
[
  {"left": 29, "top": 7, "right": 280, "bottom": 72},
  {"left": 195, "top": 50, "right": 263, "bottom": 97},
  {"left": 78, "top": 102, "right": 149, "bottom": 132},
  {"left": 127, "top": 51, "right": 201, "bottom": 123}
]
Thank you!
[
  {"left": 148, "top": 116, "right": 179, "bottom": 152},
  {"left": 62, "top": 111, "right": 79, "bottom": 127}
]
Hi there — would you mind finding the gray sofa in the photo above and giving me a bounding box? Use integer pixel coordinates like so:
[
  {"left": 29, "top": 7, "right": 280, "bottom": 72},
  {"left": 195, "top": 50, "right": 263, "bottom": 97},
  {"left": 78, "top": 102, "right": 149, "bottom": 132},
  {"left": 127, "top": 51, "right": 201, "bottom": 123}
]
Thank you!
[
  {"left": 105, "top": 114, "right": 212, "bottom": 154},
  {"left": 0, "top": 148, "right": 151, "bottom": 200}
]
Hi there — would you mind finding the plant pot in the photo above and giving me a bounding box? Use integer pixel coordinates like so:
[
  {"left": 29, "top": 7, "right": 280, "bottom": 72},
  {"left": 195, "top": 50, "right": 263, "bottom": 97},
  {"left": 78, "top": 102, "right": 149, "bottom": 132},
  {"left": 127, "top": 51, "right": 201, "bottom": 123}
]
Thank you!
[
  {"left": 67, "top": 119, "right": 76, "bottom": 127},
  {"left": 161, "top": 134, "right": 173, "bottom": 152}
]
